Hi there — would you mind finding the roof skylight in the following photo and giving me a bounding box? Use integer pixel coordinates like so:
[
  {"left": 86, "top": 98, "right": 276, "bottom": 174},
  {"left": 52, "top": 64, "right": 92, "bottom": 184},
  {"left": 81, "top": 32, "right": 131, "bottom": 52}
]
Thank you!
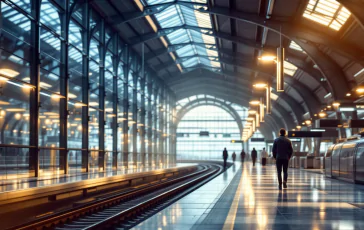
[
  {"left": 289, "top": 41, "right": 306, "bottom": 53},
  {"left": 303, "top": 0, "right": 351, "bottom": 31},
  {"left": 144, "top": 1, "right": 220, "bottom": 72},
  {"left": 284, "top": 61, "right": 298, "bottom": 76}
]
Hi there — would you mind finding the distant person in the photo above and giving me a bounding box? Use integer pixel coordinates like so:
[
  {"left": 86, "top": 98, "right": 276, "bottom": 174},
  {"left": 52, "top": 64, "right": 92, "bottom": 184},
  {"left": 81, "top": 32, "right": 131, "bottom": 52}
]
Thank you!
[
  {"left": 273, "top": 128, "right": 293, "bottom": 190},
  {"left": 240, "top": 149, "right": 246, "bottom": 163},
  {"left": 261, "top": 148, "right": 268, "bottom": 166},
  {"left": 251, "top": 148, "right": 257, "bottom": 166},
  {"left": 232, "top": 152, "right": 236, "bottom": 162},
  {"left": 223, "top": 148, "right": 228, "bottom": 169}
]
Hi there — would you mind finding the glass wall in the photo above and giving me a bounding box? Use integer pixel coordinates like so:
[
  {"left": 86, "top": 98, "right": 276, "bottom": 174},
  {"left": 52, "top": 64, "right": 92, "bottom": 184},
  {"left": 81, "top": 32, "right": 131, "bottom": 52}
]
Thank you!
[
  {"left": 0, "top": 0, "right": 175, "bottom": 181},
  {"left": 177, "top": 105, "right": 242, "bottom": 160}
]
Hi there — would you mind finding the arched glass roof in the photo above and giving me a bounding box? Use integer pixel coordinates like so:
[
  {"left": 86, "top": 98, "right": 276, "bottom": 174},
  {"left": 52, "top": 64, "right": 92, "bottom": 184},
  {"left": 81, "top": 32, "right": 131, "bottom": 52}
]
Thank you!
[{"left": 143, "top": 0, "right": 220, "bottom": 72}]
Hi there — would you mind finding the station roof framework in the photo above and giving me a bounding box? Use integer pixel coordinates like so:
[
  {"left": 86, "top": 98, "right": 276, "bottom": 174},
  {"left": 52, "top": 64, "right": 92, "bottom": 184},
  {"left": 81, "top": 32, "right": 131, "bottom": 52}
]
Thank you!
[{"left": 3, "top": 0, "right": 364, "bottom": 136}]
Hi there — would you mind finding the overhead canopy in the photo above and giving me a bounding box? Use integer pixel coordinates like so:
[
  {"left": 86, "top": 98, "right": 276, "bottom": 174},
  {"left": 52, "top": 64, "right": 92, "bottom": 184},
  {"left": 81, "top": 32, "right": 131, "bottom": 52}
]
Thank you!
[{"left": 91, "top": 0, "right": 364, "bottom": 132}]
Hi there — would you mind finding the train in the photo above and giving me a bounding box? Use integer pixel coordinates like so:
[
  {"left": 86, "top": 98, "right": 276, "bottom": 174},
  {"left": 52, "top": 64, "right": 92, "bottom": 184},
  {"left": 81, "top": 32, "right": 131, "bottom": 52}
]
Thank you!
[{"left": 325, "top": 138, "right": 364, "bottom": 184}]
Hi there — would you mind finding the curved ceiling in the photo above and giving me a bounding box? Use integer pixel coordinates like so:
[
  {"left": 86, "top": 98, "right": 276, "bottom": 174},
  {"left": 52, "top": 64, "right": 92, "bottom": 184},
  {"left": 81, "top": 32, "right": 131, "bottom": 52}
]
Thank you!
[{"left": 92, "top": 0, "right": 364, "bottom": 133}]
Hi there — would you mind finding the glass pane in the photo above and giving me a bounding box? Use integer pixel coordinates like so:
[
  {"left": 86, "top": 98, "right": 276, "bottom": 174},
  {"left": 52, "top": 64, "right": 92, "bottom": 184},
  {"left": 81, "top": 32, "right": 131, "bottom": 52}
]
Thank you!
[
  {"left": 40, "top": 0, "right": 61, "bottom": 35},
  {"left": 0, "top": 80, "right": 31, "bottom": 145},
  {"left": 68, "top": 101, "right": 83, "bottom": 149},
  {"left": 39, "top": 91, "right": 61, "bottom": 147},
  {"left": 39, "top": 149, "right": 62, "bottom": 177},
  {"left": 89, "top": 108, "right": 99, "bottom": 149},
  {"left": 0, "top": 147, "right": 33, "bottom": 182}
]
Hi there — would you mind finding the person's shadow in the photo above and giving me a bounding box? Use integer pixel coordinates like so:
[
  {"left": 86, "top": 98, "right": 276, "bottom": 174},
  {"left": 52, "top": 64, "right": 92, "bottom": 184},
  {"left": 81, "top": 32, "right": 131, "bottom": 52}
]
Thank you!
[
  {"left": 277, "top": 189, "right": 288, "bottom": 202},
  {"left": 233, "top": 163, "right": 236, "bottom": 173}
]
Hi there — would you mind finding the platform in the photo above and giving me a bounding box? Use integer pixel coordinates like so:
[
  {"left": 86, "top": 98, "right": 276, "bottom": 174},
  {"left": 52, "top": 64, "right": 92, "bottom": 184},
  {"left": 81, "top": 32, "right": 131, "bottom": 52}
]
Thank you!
[
  {"left": 134, "top": 162, "right": 364, "bottom": 230},
  {"left": 0, "top": 163, "right": 197, "bottom": 205}
]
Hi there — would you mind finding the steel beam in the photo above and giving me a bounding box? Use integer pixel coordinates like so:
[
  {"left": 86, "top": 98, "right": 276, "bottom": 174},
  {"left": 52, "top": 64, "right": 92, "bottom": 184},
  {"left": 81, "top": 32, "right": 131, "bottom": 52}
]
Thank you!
[{"left": 29, "top": 0, "right": 41, "bottom": 177}]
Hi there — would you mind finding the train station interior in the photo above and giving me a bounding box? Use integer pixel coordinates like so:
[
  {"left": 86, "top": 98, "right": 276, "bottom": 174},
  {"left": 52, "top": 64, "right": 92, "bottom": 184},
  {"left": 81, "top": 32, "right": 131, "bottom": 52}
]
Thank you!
[{"left": 1, "top": 0, "right": 364, "bottom": 229}]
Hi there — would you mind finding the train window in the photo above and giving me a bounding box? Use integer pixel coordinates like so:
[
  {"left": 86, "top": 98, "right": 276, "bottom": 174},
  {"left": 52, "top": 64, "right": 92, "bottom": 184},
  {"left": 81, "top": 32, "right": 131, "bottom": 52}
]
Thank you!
[
  {"left": 341, "top": 142, "right": 356, "bottom": 157},
  {"left": 332, "top": 143, "right": 343, "bottom": 157},
  {"left": 325, "top": 145, "right": 335, "bottom": 157}
]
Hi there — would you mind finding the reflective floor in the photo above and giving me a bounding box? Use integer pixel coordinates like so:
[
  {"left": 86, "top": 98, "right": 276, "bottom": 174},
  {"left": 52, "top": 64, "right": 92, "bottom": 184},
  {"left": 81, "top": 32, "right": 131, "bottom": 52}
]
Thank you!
[
  {"left": 0, "top": 164, "right": 186, "bottom": 193},
  {"left": 134, "top": 162, "right": 364, "bottom": 230}
]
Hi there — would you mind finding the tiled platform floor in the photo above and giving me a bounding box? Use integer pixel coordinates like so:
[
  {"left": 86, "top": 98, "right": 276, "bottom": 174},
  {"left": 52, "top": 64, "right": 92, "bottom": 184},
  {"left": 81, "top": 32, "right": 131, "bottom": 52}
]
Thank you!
[{"left": 133, "top": 162, "right": 364, "bottom": 230}]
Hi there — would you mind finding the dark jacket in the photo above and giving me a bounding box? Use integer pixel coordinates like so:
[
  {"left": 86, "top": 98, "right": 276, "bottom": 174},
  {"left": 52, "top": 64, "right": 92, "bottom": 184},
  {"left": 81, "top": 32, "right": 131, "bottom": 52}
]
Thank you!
[
  {"left": 251, "top": 150, "right": 257, "bottom": 158},
  {"left": 223, "top": 150, "right": 228, "bottom": 160},
  {"left": 241, "top": 151, "right": 246, "bottom": 158},
  {"left": 273, "top": 135, "right": 293, "bottom": 160}
]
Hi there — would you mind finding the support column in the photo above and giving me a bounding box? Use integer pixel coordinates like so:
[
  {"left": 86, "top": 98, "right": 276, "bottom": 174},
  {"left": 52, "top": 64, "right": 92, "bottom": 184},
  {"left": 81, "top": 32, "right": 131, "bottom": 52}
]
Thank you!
[
  {"left": 122, "top": 46, "right": 129, "bottom": 169},
  {"left": 29, "top": 0, "right": 41, "bottom": 177},
  {"left": 81, "top": 2, "right": 90, "bottom": 173},
  {"left": 98, "top": 19, "right": 106, "bottom": 171},
  {"left": 351, "top": 111, "right": 359, "bottom": 135},
  {"left": 59, "top": 1, "right": 70, "bottom": 174},
  {"left": 132, "top": 73, "right": 138, "bottom": 167},
  {"left": 153, "top": 88, "right": 158, "bottom": 166},
  {"left": 159, "top": 87, "right": 165, "bottom": 165},
  {"left": 140, "top": 77, "right": 146, "bottom": 166},
  {"left": 112, "top": 37, "right": 119, "bottom": 170},
  {"left": 336, "top": 112, "right": 346, "bottom": 139},
  {"left": 147, "top": 82, "right": 153, "bottom": 166}
]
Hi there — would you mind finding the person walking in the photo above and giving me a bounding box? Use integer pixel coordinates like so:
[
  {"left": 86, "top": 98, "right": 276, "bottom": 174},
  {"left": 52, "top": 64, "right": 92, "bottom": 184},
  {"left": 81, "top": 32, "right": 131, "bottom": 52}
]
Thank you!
[
  {"left": 261, "top": 148, "right": 268, "bottom": 166},
  {"left": 251, "top": 148, "right": 257, "bottom": 166},
  {"left": 240, "top": 149, "right": 246, "bottom": 163},
  {"left": 273, "top": 128, "right": 293, "bottom": 190},
  {"left": 223, "top": 148, "right": 228, "bottom": 169},
  {"left": 232, "top": 152, "right": 236, "bottom": 162}
]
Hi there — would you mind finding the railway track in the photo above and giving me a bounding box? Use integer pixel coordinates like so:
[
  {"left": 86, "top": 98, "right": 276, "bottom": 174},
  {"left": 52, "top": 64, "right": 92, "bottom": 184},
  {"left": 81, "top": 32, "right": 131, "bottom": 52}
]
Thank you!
[{"left": 10, "top": 164, "right": 223, "bottom": 230}]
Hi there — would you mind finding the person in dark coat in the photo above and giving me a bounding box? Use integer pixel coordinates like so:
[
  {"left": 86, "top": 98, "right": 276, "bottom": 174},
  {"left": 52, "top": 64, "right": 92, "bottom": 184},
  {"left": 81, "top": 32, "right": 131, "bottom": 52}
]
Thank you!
[
  {"left": 240, "top": 149, "right": 246, "bottom": 163},
  {"left": 273, "top": 128, "right": 293, "bottom": 190},
  {"left": 232, "top": 152, "right": 236, "bottom": 162},
  {"left": 251, "top": 148, "right": 257, "bottom": 166},
  {"left": 223, "top": 148, "right": 228, "bottom": 169}
]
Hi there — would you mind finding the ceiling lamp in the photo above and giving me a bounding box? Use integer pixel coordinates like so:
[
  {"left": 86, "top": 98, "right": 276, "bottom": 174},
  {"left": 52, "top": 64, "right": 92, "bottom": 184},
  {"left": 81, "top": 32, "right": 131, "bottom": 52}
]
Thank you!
[
  {"left": 333, "top": 102, "right": 340, "bottom": 107},
  {"left": 253, "top": 83, "right": 267, "bottom": 88},
  {"left": 276, "top": 47, "right": 285, "bottom": 92},
  {"left": 248, "top": 110, "right": 257, "bottom": 115},
  {"left": 305, "top": 120, "right": 312, "bottom": 125},
  {"left": 258, "top": 55, "right": 276, "bottom": 61},
  {"left": 249, "top": 100, "right": 260, "bottom": 105},
  {"left": 356, "top": 88, "right": 364, "bottom": 93},
  {"left": 0, "top": 68, "right": 19, "bottom": 78},
  {"left": 318, "top": 112, "right": 327, "bottom": 118}
]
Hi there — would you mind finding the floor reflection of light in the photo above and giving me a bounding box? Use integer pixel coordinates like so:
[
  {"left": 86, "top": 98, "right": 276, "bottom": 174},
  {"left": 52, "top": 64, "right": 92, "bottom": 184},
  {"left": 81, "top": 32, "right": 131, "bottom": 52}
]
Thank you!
[
  {"left": 162, "top": 215, "right": 167, "bottom": 226},
  {"left": 256, "top": 208, "right": 267, "bottom": 228},
  {"left": 319, "top": 211, "right": 325, "bottom": 220},
  {"left": 312, "top": 190, "right": 319, "bottom": 201},
  {"left": 297, "top": 194, "right": 301, "bottom": 204}
]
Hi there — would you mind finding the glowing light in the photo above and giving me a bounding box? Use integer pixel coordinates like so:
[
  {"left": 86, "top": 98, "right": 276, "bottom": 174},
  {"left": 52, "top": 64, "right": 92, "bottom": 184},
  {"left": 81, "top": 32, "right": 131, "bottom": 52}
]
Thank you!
[
  {"left": 333, "top": 102, "right": 340, "bottom": 107},
  {"left": 319, "top": 112, "right": 327, "bottom": 118},
  {"left": 258, "top": 55, "right": 276, "bottom": 61},
  {"left": 248, "top": 110, "right": 257, "bottom": 115},
  {"left": 249, "top": 100, "right": 260, "bottom": 105},
  {"left": 6, "top": 108, "right": 26, "bottom": 112},
  {"left": 0, "top": 100, "right": 10, "bottom": 105},
  {"left": 15, "top": 113, "right": 22, "bottom": 120},
  {"left": 305, "top": 120, "right": 312, "bottom": 125},
  {"left": 253, "top": 83, "right": 267, "bottom": 88},
  {"left": 0, "top": 68, "right": 19, "bottom": 78},
  {"left": 356, "top": 88, "right": 364, "bottom": 93}
]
